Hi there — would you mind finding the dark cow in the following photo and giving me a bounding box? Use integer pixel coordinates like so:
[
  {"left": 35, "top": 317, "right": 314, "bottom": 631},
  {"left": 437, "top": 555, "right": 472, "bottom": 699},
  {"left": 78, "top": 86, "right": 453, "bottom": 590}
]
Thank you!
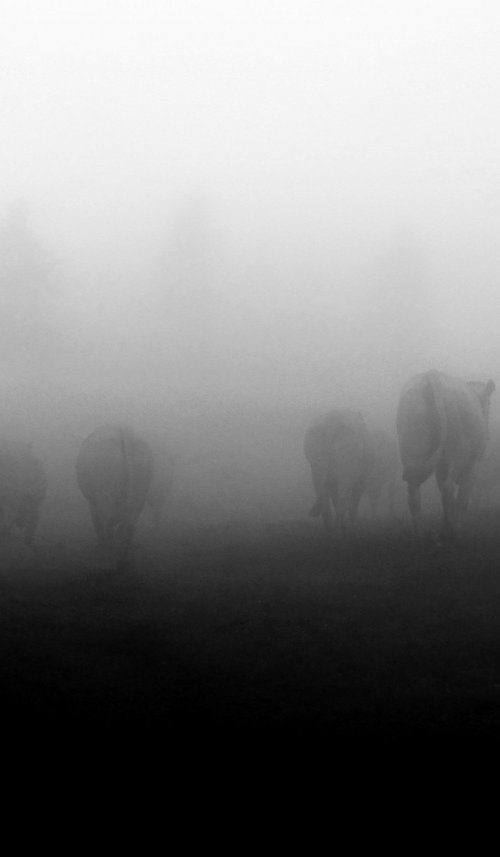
[
  {"left": 0, "top": 441, "right": 47, "bottom": 547},
  {"left": 304, "top": 409, "right": 374, "bottom": 535},
  {"left": 396, "top": 370, "right": 495, "bottom": 538},
  {"left": 76, "top": 424, "right": 153, "bottom": 568},
  {"left": 365, "top": 429, "right": 399, "bottom": 519}
]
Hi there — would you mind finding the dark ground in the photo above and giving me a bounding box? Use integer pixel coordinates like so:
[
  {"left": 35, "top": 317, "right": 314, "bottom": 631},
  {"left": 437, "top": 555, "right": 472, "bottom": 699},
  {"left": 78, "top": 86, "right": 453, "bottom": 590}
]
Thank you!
[{"left": 2, "top": 513, "right": 500, "bottom": 751}]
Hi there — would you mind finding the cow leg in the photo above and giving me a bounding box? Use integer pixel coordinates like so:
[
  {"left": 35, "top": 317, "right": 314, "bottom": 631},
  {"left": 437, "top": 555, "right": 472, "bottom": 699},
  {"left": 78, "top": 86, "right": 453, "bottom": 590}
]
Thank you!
[
  {"left": 308, "top": 461, "right": 330, "bottom": 520},
  {"left": 436, "top": 473, "right": 456, "bottom": 540},
  {"left": 88, "top": 501, "right": 109, "bottom": 546},
  {"left": 348, "top": 481, "right": 366, "bottom": 531},
  {"left": 335, "top": 496, "right": 352, "bottom": 538},
  {"left": 328, "top": 481, "right": 346, "bottom": 535},
  {"left": 329, "top": 478, "right": 347, "bottom": 537},
  {"left": 333, "top": 505, "right": 348, "bottom": 538},
  {"left": 441, "top": 485, "right": 455, "bottom": 539},
  {"left": 454, "top": 464, "right": 477, "bottom": 537},
  {"left": 407, "top": 484, "right": 422, "bottom": 537},
  {"left": 317, "top": 496, "right": 333, "bottom": 534},
  {"left": 309, "top": 479, "right": 334, "bottom": 534}
]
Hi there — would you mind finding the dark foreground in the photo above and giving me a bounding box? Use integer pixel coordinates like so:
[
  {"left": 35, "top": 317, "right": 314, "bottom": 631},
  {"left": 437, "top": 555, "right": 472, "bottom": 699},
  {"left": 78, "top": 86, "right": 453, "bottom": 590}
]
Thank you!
[{"left": 2, "top": 516, "right": 500, "bottom": 746}]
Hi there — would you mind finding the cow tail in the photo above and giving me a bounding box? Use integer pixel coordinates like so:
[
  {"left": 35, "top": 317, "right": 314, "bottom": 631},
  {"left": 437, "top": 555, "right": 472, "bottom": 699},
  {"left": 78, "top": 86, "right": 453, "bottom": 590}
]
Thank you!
[{"left": 402, "top": 372, "right": 448, "bottom": 484}]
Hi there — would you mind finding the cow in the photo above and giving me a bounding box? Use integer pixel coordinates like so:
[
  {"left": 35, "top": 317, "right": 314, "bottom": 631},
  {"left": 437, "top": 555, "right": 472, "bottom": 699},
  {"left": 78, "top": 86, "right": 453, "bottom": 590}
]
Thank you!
[
  {"left": 365, "top": 429, "right": 399, "bottom": 520},
  {"left": 76, "top": 424, "right": 153, "bottom": 568},
  {"left": 304, "top": 409, "right": 374, "bottom": 536},
  {"left": 0, "top": 441, "right": 47, "bottom": 548},
  {"left": 396, "top": 370, "right": 495, "bottom": 539}
]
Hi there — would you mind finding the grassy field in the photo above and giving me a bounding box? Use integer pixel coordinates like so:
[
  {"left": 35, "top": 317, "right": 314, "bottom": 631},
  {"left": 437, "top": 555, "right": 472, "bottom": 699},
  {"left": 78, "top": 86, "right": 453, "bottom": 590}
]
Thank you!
[{"left": 2, "top": 512, "right": 500, "bottom": 745}]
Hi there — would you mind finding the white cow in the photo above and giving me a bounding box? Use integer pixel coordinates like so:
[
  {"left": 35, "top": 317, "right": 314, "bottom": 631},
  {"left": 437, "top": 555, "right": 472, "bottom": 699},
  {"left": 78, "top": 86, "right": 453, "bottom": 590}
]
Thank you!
[
  {"left": 76, "top": 424, "right": 153, "bottom": 568},
  {"left": 304, "top": 409, "right": 374, "bottom": 535},
  {"left": 0, "top": 441, "right": 47, "bottom": 547},
  {"left": 365, "top": 429, "right": 399, "bottom": 519},
  {"left": 396, "top": 370, "right": 495, "bottom": 538}
]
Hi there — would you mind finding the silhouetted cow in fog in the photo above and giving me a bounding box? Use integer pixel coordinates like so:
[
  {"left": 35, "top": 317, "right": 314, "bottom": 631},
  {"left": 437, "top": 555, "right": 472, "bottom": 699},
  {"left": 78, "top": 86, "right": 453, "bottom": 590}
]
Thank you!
[
  {"left": 0, "top": 441, "right": 47, "bottom": 547},
  {"left": 304, "top": 409, "right": 374, "bottom": 536},
  {"left": 365, "top": 429, "right": 399, "bottom": 519},
  {"left": 396, "top": 370, "right": 495, "bottom": 539},
  {"left": 76, "top": 424, "right": 153, "bottom": 568}
]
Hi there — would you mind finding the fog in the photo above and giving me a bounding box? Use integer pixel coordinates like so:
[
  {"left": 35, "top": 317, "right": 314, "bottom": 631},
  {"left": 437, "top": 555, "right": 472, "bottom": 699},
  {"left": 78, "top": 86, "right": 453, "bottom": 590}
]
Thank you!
[
  {"left": 6, "top": 3, "right": 500, "bottom": 741},
  {"left": 2, "top": 0, "right": 500, "bottom": 525}
]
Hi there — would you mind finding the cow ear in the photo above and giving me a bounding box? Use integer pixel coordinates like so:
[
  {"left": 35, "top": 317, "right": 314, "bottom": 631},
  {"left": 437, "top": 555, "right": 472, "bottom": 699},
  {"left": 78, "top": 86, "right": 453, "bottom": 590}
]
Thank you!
[{"left": 486, "top": 379, "right": 495, "bottom": 398}]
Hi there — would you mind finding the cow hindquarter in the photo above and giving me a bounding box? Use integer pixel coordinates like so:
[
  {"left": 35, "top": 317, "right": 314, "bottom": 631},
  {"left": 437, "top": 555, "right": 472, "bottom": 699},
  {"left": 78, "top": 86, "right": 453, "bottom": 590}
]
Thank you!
[{"left": 399, "top": 372, "right": 494, "bottom": 539}]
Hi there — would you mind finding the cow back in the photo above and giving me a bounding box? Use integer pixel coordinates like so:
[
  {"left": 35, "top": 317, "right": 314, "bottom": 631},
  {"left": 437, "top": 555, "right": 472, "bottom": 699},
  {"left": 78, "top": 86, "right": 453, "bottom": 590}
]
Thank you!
[{"left": 305, "top": 409, "right": 373, "bottom": 486}]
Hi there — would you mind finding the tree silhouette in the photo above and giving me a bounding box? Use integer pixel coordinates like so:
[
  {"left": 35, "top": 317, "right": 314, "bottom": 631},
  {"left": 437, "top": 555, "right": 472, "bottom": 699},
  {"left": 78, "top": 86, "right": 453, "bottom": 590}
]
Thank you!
[
  {"left": 0, "top": 200, "right": 58, "bottom": 359},
  {"left": 157, "top": 193, "right": 215, "bottom": 319},
  {"left": 366, "top": 228, "right": 435, "bottom": 376}
]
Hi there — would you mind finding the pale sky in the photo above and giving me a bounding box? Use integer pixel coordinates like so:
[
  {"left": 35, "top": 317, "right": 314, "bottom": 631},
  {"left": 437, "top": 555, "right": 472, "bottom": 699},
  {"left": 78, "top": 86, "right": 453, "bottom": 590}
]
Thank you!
[
  {"left": 3, "top": 1, "right": 500, "bottom": 240},
  {"left": 1, "top": 0, "right": 500, "bottom": 402}
]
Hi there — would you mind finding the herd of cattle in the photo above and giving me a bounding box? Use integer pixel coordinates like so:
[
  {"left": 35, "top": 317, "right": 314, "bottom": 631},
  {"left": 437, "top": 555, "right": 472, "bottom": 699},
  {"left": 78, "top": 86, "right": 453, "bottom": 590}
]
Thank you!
[
  {"left": 306, "top": 369, "right": 496, "bottom": 540},
  {"left": 0, "top": 369, "right": 498, "bottom": 567},
  {"left": 0, "top": 424, "right": 176, "bottom": 568}
]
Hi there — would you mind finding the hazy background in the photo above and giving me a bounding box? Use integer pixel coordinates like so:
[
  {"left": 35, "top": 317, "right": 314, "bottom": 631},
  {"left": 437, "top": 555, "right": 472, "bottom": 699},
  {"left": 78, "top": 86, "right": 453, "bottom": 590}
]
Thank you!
[{"left": 1, "top": 0, "right": 500, "bottom": 524}]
